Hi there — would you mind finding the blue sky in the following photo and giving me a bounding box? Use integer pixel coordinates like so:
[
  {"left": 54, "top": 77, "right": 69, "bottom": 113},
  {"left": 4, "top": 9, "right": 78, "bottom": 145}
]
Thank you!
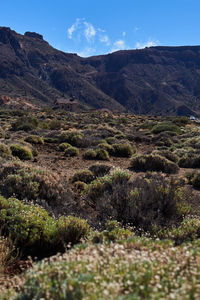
[{"left": 0, "top": 0, "right": 200, "bottom": 57}]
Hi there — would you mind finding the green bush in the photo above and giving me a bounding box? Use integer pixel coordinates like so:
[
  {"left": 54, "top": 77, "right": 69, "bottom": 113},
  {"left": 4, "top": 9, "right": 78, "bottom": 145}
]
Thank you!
[
  {"left": 0, "top": 143, "right": 12, "bottom": 159},
  {"left": 96, "top": 149, "right": 109, "bottom": 160},
  {"left": 152, "top": 122, "right": 182, "bottom": 135},
  {"left": 58, "top": 142, "right": 71, "bottom": 151},
  {"left": 86, "top": 170, "right": 131, "bottom": 203},
  {"left": 0, "top": 162, "right": 66, "bottom": 205},
  {"left": 58, "top": 216, "right": 90, "bottom": 245},
  {"left": 157, "top": 217, "right": 200, "bottom": 245},
  {"left": 153, "top": 150, "right": 179, "bottom": 163},
  {"left": 59, "top": 130, "right": 83, "bottom": 147},
  {"left": 64, "top": 146, "right": 79, "bottom": 157},
  {"left": 10, "top": 144, "right": 33, "bottom": 160},
  {"left": 24, "top": 135, "right": 44, "bottom": 145},
  {"left": 89, "top": 163, "right": 112, "bottom": 178},
  {"left": 0, "top": 197, "right": 89, "bottom": 258},
  {"left": 87, "top": 173, "right": 190, "bottom": 230},
  {"left": 97, "top": 143, "right": 114, "bottom": 154},
  {"left": 178, "top": 152, "right": 200, "bottom": 168},
  {"left": 112, "top": 143, "right": 136, "bottom": 157},
  {"left": 72, "top": 170, "right": 94, "bottom": 184},
  {"left": 130, "top": 154, "right": 179, "bottom": 174},
  {"left": 83, "top": 149, "right": 97, "bottom": 160},
  {"left": 186, "top": 171, "right": 200, "bottom": 188},
  {"left": 11, "top": 116, "right": 39, "bottom": 132}
]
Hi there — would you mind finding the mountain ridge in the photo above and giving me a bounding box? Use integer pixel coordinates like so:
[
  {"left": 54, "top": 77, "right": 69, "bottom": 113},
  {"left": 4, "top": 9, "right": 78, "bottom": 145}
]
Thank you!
[{"left": 0, "top": 26, "right": 200, "bottom": 116}]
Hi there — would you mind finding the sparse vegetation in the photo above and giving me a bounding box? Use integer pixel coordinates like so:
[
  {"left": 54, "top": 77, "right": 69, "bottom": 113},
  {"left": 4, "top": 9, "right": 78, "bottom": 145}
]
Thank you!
[
  {"left": 10, "top": 144, "right": 33, "bottom": 160},
  {"left": 1, "top": 110, "right": 200, "bottom": 299}
]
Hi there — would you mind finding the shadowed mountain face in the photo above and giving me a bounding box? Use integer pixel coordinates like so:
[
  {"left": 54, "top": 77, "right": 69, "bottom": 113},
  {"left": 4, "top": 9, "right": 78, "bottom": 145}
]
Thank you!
[{"left": 1, "top": 26, "right": 200, "bottom": 115}]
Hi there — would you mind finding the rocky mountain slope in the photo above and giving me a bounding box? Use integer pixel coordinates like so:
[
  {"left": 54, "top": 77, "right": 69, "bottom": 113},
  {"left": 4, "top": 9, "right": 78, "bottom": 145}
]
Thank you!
[{"left": 1, "top": 26, "right": 200, "bottom": 115}]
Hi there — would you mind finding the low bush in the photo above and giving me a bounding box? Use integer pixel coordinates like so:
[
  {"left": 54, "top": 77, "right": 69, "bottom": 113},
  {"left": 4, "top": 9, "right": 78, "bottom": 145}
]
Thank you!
[
  {"left": 58, "top": 216, "right": 90, "bottom": 245},
  {"left": 96, "top": 149, "right": 109, "bottom": 160},
  {"left": 0, "top": 143, "right": 12, "bottom": 159},
  {"left": 152, "top": 122, "right": 182, "bottom": 135},
  {"left": 178, "top": 152, "right": 200, "bottom": 168},
  {"left": 73, "top": 181, "right": 87, "bottom": 191},
  {"left": 24, "top": 135, "right": 44, "bottom": 145},
  {"left": 86, "top": 170, "right": 131, "bottom": 203},
  {"left": 83, "top": 149, "right": 97, "bottom": 160},
  {"left": 72, "top": 170, "right": 94, "bottom": 184},
  {"left": 64, "top": 146, "right": 79, "bottom": 157},
  {"left": 153, "top": 150, "right": 179, "bottom": 163},
  {"left": 10, "top": 144, "right": 33, "bottom": 160},
  {"left": 0, "top": 197, "right": 90, "bottom": 258},
  {"left": 58, "top": 142, "right": 71, "bottom": 151},
  {"left": 89, "top": 163, "right": 112, "bottom": 178},
  {"left": 0, "top": 162, "right": 67, "bottom": 206},
  {"left": 59, "top": 130, "right": 83, "bottom": 147},
  {"left": 11, "top": 116, "right": 39, "bottom": 132},
  {"left": 97, "top": 143, "right": 114, "bottom": 154},
  {"left": 186, "top": 170, "right": 200, "bottom": 188},
  {"left": 112, "top": 143, "right": 136, "bottom": 157},
  {"left": 86, "top": 173, "right": 190, "bottom": 230},
  {"left": 130, "top": 154, "right": 179, "bottom": 174},
  {"left": 156, "top": 217, "right": 200, "bottom": 245}
]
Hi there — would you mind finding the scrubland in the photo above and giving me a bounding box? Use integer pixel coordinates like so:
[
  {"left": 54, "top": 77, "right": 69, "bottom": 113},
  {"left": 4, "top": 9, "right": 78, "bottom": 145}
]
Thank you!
[{"left": 0, "top": 109, "right": 200, "bottom": 299}]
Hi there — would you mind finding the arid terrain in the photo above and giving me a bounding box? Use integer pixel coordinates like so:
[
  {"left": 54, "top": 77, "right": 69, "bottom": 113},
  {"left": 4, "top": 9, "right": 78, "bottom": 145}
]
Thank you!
[
  {"left": 1, "top": 26, "right": 200, "bottom": 116},
  {"left": 0, "top": 109, "right": 200, "bottom": 299}
]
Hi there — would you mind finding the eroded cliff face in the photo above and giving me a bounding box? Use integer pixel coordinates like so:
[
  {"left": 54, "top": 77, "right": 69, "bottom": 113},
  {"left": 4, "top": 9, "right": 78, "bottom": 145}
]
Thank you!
[{"left": 0, "top": 26, "right": 200, "bottom": 115}]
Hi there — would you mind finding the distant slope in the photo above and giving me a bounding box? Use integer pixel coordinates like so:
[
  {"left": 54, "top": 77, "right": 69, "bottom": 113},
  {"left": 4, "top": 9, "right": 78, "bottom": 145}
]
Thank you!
[{"left": 1, "top": 27, "right": 200, "bottom": 115}]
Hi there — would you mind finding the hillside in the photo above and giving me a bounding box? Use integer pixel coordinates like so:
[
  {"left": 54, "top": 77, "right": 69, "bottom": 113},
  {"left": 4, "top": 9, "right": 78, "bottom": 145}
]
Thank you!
[{"left": 1, "top": 26, "right": 200, "bottom": 115}]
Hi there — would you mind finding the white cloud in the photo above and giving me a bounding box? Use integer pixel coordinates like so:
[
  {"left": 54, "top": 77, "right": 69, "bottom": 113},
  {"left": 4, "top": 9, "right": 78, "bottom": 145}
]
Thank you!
[
  {"left": 83, "top": 21, "right": 96, "bottom": 42},
  {"left": 67, "top": 18, "right": 83, "bottom": 39},
  {"left": 78, "top": 47, "right": 96, "bottom": 57},
  {"left": 135, "top": 39, "right": 159, "bottom": 49},
  {"left": 122, "top": 31, "right": 126, "bottom": 37},
  {"left": 111, "top": 39, "right": 126, "bottom": 52},
  {"left": 99, "top": 34, "right": 110, "bottom": 46}
]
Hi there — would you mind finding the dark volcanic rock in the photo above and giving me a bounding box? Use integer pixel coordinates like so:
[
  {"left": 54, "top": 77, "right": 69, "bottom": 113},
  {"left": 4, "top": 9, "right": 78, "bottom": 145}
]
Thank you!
[
  {"left": 24, "top": 32, "right": 44, "bottom": 40},
  {"left": 0, "top": 27, "right": 200, "bottom": 115}
]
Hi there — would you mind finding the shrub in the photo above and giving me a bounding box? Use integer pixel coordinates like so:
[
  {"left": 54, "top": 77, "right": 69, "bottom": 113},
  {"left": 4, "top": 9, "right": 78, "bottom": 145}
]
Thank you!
[
  {"left": 83, "top": 149, "right": 97, "bottom": 160},
  {"left": 178, "top": 152, "right": 200, "bottom": 168},
  {"left": 0, "top": 143, "right": 12, "bottom": 159},
  {"left": 72, "top": 170, "right": 94, "bottom": 184},
  {"left": 97, "top": 143, "right": 114, "bottom": 154},
  {"left": 112, "top": 143, "right": 136, "bottom": 157},
  {"left": 106, "top": 137, "right": 117, "bottom": 144},
  {"left": 73, "top": 181, "right": 87, "bottom": 191},
  {"left": 130, "top": 154, "right": 179, "bottom": 174},
  {"left": 96, "top": 149, "right": 109, "bottom": 160},
  {"left": 58, "top": 216, "right": 90, "bottom": 245},
  {"left": 58, "top": 142, "right": 71, "bottom": 151},
  {"left": 44, "top": 137, "right": 58, "bottom": 144},
  {"left": 64, "top": 146, "right": 79, "bottom": 157},
  {"left": 11, "top": 116, "right": 39, "bottom": 132},
  {"left": 186, "top": 171, "right": 200, "bottom": 188},
  {"left": 157, "top": 217, "right": 200, "bottom": 245},
  {"left": 86, "top": 170, "right": 131, "bottom": 203},
  {"left": 24, "top": 135, "right": 44, "bottom": 145},
  {"left": 86, "top": 173, "right": 190, "bottom": 230},
  {"left": 10, "top": 144, "right": 33, "bottom": 160},
  {"left": 59, "top": 130, "right": 83, "bottom": 147},
  {"left": 0, "top": 197, "right": 89, "bottom": 258},
  {"left": 0, "top": 162, "right": 67, "bottom": 206},
  {"left": 153, "top": 150, "right": 179, "bottom": 163},
  {"left": 0, "top": 127, "right": 5, "bottom": 138},
  {"left": 89, "top": 163, "right": 112, "bottom": 178},
  {"left": 152, "top": 122, "right": 182, "bottom": 135}
]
